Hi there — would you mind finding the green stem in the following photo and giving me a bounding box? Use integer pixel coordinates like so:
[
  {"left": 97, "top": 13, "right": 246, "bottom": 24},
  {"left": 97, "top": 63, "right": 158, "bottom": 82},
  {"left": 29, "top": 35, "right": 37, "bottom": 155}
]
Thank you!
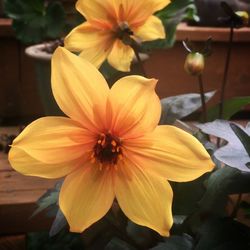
[
  {"left": 132, "top": 44, "right": 148, "bottom": 78},
  {"left": 219, "top": 23, "right": 234, "bottom": 119},
  {"left": 217, "top": 23, "right": 234, "bottom": 147},
  {"left": 198, "top": 75, "right": 207, "bottom": 122}
]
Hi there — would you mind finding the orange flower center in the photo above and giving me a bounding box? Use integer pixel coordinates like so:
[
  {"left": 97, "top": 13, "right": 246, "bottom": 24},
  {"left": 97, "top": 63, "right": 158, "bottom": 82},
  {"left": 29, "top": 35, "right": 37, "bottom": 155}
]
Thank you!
[{"left": 93, "top": 133, "right": 122, "bottom": 166}]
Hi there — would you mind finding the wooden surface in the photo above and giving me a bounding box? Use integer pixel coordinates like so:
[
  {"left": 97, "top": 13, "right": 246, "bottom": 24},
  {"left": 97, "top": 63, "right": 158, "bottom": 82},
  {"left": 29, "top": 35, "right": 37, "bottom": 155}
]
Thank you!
[
  {"left": 0, "top": 235, "right": 26, "bottom": 250},
  {"left": 0, "top": 127, "right": 57, "bottom": 234}
]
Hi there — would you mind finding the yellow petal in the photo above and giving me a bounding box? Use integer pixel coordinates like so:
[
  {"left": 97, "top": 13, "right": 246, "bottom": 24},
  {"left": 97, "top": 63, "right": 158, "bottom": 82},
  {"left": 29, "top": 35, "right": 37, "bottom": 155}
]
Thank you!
[
  {"left": 59, "top": 163, "right": 115, "bottom": 232},
  {"left": 150, "top": 0, "right": 170, "bottom": 13},
  {"left": 115, "top": 158, "right": 173, "bottom": 236},
  {"left": 106, "top": 75, "right": 161, "bottom": 138},
  {"left": 134, "top": 15, "right": 165, "bottom": 42},
  {"left": 107, "top": 39, "right": 134, "bottom": 72},
  {"left": 11, "top": 117, "right": 95, "bottom": 164},
  {"left": 8, "top": 147, "right": 81, "bottom": 179},
  {"left": 76, "top": 0, "right": 115, "bottom": 23},
  {"left": 124, "top": 125, "right": 215, "bottom": 182},
  {"left": 64, "top": 22, "right": 113, "bottom": 68},
  {"left": 52, "top": 47, "right": 109, "bottom": 132}
]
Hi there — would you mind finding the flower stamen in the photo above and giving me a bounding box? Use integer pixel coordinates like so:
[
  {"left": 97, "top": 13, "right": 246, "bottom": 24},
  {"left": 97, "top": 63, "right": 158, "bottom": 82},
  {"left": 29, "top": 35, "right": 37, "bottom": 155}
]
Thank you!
[{"left": 93, "top": 133, "right": 122, "bottom": 168}]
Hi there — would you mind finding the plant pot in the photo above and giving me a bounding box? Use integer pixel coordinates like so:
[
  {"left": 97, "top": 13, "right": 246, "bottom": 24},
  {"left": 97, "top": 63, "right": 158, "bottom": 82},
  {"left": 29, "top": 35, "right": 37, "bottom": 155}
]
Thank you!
[{"left": 25, "top": 44, "right": 63, "bottom": 116}]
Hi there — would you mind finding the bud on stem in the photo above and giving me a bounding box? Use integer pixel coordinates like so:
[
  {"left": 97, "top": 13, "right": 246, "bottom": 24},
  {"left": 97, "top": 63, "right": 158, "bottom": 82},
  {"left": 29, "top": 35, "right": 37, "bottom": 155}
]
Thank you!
[{"left": 184, "top": 52, "right": 205, "bottom": 76}]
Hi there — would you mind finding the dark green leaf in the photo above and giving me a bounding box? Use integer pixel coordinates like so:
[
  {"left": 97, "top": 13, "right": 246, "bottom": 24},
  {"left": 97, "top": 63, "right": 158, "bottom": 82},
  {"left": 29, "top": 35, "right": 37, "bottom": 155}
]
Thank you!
[
  {"left": 12, "top": 20, "right": 45, "bottom": 44},
  {"left": 195, "top": 217, "right": 250, "bottom": 250},
  {"left": 126, "top": 221, "right": 159, "bottom": 249},
  {"left": 184, "top": 166, "right": 250, "bottom": 232},
  {"left": 4, "top": 0, "right": 44, "bottom": 20},
  {"left": 105, "top": 238, "right": 136, "bottom": 250},
  {"left": 160, "top": 91, "right": 215, "bottom": 124},
  {"left": 4, "top": 0, "right": 65, "bottom": 43},
  {"left": 32, "top": 181, "right": 62, "bottom": 217},
  {"left": 199, "top": 166, "right": 250, "bottom": 212},
  {"left": 207, "top": 96, "right": 250, "bottom": 121},
  {"left": 49, "top": 209, "right": 67, "bottom": 237},
  {"left": 172, "top": 173, "right": 209, "bottom": 216},
  {"left": 150, "top": 234, "right": 194, "bottom": 250},
  {"left": 46, "top": 1, "right": 66, "bottom": 39},
  {"left": 230, "top": 123, "right": 250, "bottom": 156},
  {"left": 27, "top": 230, "right": 84, "bottom": 250}
]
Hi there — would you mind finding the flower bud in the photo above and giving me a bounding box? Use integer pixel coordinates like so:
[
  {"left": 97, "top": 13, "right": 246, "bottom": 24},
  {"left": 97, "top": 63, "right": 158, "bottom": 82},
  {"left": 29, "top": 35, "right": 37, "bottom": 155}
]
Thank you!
[
  {"left": 235, "top": 11, "right": 249, "bottom": 27},
  {"left": 184, "top": 52, "right": 205, "bottom": 76}
]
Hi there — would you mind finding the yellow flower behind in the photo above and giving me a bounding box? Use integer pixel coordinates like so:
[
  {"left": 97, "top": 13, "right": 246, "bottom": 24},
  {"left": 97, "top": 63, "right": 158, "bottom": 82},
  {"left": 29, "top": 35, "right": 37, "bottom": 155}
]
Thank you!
[
  {"left": 64, "top": 0, "right": 170, "bottom": 72},
  {"left": 8, "top": 47, "right": 214, "bottom": 236}
]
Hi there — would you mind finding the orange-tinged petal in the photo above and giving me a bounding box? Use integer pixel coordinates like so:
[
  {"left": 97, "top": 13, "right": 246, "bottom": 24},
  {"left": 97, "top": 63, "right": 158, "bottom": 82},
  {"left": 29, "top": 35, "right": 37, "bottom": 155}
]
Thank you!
[
  {"left": 64, "top": 22, "right": 113, "bottom": 68},
  {"left": 8, "top": 147, "right": 82, "bottom": 179},
  {"left": 115, "top": 158, "right": 173, "bottom": 236},
  {"left": 76, "top": 0, "right": 115, "bottom": 23},
  {"left": 134, "top": 15, "right": 165, "bottom": 42},
  {"left": 52, "top": 47, "right": 109, "bottom": 132},
  {"left": 11, "top": 117, "right": 94, "bottom": 164},
  {"left": 124, "top": 125, "right": 214, "bottom": 182},
  {"left": 59, "top": 163, "right": 115, "bottom": 232},
  {"left": 106, "top": 75, "right": 161, "bottom": 138},
  {"left": 107, "top": 39, "right": 134, "bottom": 72},
  {"left": 116, "top": 0, "right": 170, "bottom": 28}
]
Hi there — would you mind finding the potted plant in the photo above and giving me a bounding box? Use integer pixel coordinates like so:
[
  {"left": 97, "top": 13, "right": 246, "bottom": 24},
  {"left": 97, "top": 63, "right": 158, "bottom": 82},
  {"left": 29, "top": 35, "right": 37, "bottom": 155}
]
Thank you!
[{"left": 4, "top": 0, "right": 80, "bottom": 115}]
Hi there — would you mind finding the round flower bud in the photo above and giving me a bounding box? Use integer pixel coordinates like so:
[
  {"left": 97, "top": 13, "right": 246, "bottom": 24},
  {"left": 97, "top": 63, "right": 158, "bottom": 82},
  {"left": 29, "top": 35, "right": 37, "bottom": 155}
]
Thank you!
[
  {"left": 184, "top": 52, "right": 205, "bottom": 76},
  {"left": 235, "top": 11, "right": 249, "bottom": 27}
]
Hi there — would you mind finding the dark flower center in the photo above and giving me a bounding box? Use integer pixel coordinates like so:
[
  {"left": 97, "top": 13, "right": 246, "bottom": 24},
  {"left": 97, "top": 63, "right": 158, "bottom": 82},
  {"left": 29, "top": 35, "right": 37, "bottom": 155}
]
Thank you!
[
  {"left": 93, "top": 133, "right": 122, "bottom": 166},
  {"left": 116, "top": 22, "right": 134, "bottom": 45}
]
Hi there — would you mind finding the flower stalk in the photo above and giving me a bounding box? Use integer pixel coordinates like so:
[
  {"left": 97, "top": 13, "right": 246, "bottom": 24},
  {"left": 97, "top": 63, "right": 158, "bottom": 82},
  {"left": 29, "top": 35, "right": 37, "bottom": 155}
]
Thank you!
[
  {"left": 218, "top": 23, "right": 234, "bottom": 120},
  {"left": 198, "top": 75, "right": 207, "bottom": 122},
  {"left": 131, "top": 42, "right": 148, "bottom": 78}
]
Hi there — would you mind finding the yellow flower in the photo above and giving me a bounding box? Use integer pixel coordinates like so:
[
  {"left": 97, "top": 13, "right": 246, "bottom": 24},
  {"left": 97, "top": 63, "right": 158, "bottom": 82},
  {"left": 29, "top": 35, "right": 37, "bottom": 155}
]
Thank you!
[
  {"left": 8, "top": 47, "right": 214, "bottom": 236},
  {"left": 64, "top": 0, "right": 170, "bottom": 72}
]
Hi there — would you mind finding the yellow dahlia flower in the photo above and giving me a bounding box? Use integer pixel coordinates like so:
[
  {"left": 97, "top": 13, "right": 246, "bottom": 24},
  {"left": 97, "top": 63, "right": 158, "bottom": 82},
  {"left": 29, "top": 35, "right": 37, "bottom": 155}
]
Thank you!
[
  {"left": 9, "top": 47, "right": 214, "bottom": 236},
  {"left": 64, "top": 0, "right": 170, "bottom": 72}
]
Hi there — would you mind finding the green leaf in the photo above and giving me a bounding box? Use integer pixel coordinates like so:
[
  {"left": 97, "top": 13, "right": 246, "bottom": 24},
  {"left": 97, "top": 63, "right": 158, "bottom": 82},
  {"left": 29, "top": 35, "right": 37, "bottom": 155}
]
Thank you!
[
  {"left": 4, "top": 0, "right": 43, "bottom": 20},
  {"left": 49, "top": 209, "right": 67, "bottom": 237},
  {"left": 171, "top": 173, "right": 209, "bottom": 216},
  {"left": 150, "top": 234, "right": 193, "bottom": 250},
  {"left": 27, "top": 230, "right": 84, "bottom": 250},
  {"left": 207, "top": 96, "right": 250, "bottom": 121},
  {"left": 105, "top": 238, "right": 136, "bottom": 250},
  {"left": 4, "top": 0, "right": 65, "bottom": 43},
  {"left": 184, "top": 166, "right": 250, "bottom": 232},
  {"left": 126, "top": 221, "right": 158, "bottom": 249},
  {"left": 199, "top": 166, "right": 250, "bottom": 212},
  {"left": 160, "top": 91, "right": 215, "bottom": 124},
  {"left": 195, "top": 218, "right": 250, "bottom": 250},
  {"left": 12, "top": 20, "right": 45, "bottom": 44},
  {"left": 45, "top": 1, "right": 66, "bottom": 39},
  {"left": 32, "top": 181, "right": 62, "bottom": 217},
  {"left": 230, "top": 123, "right": 250, "bottom": 156}
]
